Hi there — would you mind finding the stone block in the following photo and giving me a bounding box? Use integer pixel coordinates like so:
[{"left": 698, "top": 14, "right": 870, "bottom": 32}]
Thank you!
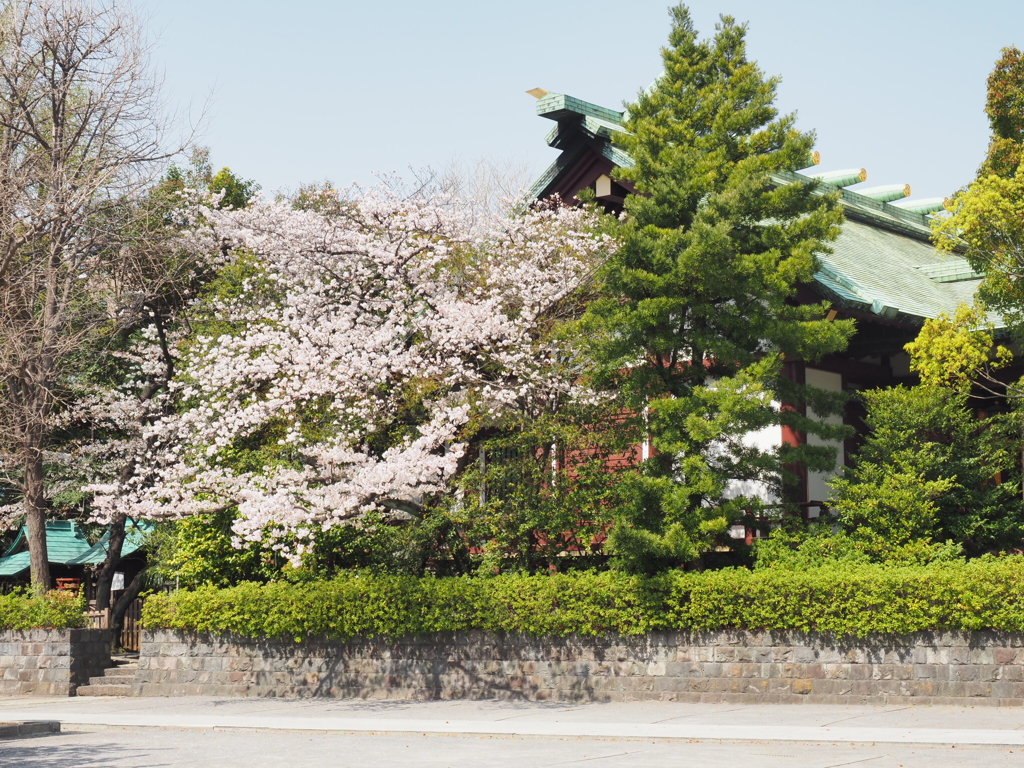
[
  {"left": 969, "top": 648, "right": 995, "bottom": 665},
  {"left": 848, "top": 664, "right": 872, "bottom": 680},
  {"left": 1001, "top": 665, "right": 1024, "bottom": 682},
  {"left": 953, "top": 665, "right": 980, "bottom": 682},
  {"left": 994, "top": 647, "right": 1020, "bottom": 665}
]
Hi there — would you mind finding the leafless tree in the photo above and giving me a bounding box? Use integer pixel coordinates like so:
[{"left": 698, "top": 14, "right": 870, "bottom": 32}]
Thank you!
[
  {"left": 436, "top": 154, "right": 535, "bottom": 220},
  {"left": 0, "top": 0, "right": 181, "bottom": 592}
]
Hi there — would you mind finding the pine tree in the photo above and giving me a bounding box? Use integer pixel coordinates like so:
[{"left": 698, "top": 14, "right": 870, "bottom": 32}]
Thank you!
[{"left": 584, "top": 5, "right": 854, "bottom": 573}]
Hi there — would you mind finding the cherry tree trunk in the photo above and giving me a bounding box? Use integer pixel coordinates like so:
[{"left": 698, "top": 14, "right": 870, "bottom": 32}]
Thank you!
[{"left": 95, "top": 512, "right": 127, "bottom": 612}]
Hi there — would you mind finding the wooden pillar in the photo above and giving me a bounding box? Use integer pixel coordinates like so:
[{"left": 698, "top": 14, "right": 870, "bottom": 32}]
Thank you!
[{"left": 780, "top": 360, "right": 808, "bottom": 510}]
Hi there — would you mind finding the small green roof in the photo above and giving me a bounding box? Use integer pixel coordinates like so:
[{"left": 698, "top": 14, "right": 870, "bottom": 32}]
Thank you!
[
  {"left": 0, "top": 520, "right": 92, "bottom": 577},
  {"left": 0, "top": 551, "right": 29, "bottom": 577},
  {"left": 66, "top": 519, "right": 153, "bottom": 565}
]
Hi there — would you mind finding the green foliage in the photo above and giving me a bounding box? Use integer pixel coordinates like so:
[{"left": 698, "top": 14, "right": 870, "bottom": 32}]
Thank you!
[
  {"left": 753, "top": 525, "right": 964, "bottom": 571},
  {"left": 981, "top": 46, "right": 1024, "bottom": 178},
  {"left": 582, "top": 5, "right": 852, "bottom": 572},
  {"left": 288, "top": 181, "right": 345, "bottom": 214},
  {"left": 208, "top": 167, "right": 260, "bottom": 210},
  {"left": 932, "top": 48, "right": 1024, "bottom": 334},
  {"left": 162, "top": 148, "right": 260, "bottom": 209},
  {"left": 830, "top": 450, "right": 954, "bottom": 548},
  {"left": 283, "top": 510, "right": 479, "bottom": 579},
  {"left": 0, "top": 590, "right": 86, "bottom": 629},
  {"left": 148, "top": 509, "right": 475, "bottom": 587},
  {"left": 143, "top": 558, "right": 1024, "bottom": 640},
  {"left": 448, "top": 404, "right": 632, "bottom": 573},
  {"left": 147, "top": 514, "right": 287, "bottom": 588},
  {"left": 142, "top": 572, "right": 671, "bottom": 641},
  {"left": 905, "top": 306, "right": 1011, "bottom": 392},
  {"left": 666, "top": 559, "right": 1024, "bottom": 635},
  {"left": 754, "top": 526, "right": 872, "bottom": 570},
  {"left": 827, "top": 385, "right": 1024, "bottom": 555},
  {"left": 932, "top": 179, "right": 1024, "bottom": 333}
]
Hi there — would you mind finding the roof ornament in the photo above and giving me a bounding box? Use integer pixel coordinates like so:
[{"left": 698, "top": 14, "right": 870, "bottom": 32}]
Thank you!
[
  {"left": 888, "top": 197, "right": 949, "bottom": 214},
  {"left": 808, "top": 168, "right": 868, "bottom": 187},
  {"left": 526, "top": 88, "right": 549, "bottom": 99},
  {"left": 794, "top": 151, "right": 821, "bottom": 170},
  {"left": 856, "top": 184, "right": 911, "bottom": 202}
]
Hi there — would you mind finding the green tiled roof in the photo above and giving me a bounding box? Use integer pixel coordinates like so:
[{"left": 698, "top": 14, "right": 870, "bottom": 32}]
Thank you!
[
  {"left": 0, "top": 551, "right": 28, "bottom": 577},
  {"left": 818, "top": 220, "right": 986, "bottom": 324},
  {"left": 66, "top": 519, "right": 153, "bottom": 565},
  {"left": 530, "top": 92, "right": 988, "bottom": 327},
  {"left": 600, "top": 143, "right": 634, "bottom": 170},
  {"left": 536, "top": 93, "right": 624, "bottom": 126},
  {"left": 0, "top": 520, "right": 92, "bottom": 577},
  {"left": 914, "top": 259, "right": 983, "bottom": 284}
]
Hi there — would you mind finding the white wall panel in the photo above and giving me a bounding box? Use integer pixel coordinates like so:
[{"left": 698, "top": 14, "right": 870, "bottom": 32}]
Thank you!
[{"left": 804, "top": 368, "right": 844, "bottom": 513}]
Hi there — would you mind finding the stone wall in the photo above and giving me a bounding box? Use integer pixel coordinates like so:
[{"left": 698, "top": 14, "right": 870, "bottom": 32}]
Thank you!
[
  {"left": 0, "top": 629, "right": 112, "bottom": 695},
  {"left": 134, "top": 629, "right": 1024, "bottom": 705}
]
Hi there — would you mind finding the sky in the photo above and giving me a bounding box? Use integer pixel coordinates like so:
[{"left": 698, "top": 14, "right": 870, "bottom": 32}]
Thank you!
[{"left": 138, "top": 0, "right": 1022, "bottom": 201}]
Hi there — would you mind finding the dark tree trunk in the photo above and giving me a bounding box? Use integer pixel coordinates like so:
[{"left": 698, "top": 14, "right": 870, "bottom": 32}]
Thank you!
[
  {"left": 110, "top": 567, "right": 145, "bottom": 652},
  {"left": 95, "top": 511, "right": 127, "bottom": 611},
  {"left": 24, "top": 433, "right": 50, "bottom": 594}
]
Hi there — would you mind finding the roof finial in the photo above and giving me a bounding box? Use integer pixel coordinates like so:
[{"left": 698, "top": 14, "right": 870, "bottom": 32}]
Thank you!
[
  {"left": 857, "top": 184, "right": 911, "bottom": 202},
  {"left": 889, "top": 197, "right": 949, "bottom": 214},
  {"left": 810, "top": 168, "right": 867, "bottom": 187}
]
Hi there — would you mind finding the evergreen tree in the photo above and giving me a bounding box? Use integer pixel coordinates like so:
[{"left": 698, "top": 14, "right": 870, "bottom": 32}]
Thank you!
[
  {"left": 584, "top": 5, "right": 854, "bottom": 574},
  {"left": 828, "top": 386, "right": 1024, "bottom": 556}
]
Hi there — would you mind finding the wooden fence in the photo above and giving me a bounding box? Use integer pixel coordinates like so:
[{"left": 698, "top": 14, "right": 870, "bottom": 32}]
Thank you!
[{"left": 85, "top": 597, "right": 143, "bottom": 652}]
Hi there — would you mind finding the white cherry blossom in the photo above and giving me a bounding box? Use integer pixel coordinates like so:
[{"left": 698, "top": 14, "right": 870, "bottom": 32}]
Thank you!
[{"left": 92, "top": 186, "right": 613, "bottom": 556}]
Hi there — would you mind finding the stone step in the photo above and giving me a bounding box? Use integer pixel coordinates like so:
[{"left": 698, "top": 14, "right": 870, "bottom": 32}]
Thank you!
[
  {"left": 88, "top": 675, "right": 113, "bottom": 686},
  {"left": 76, "top": 683, "right": 131, "bottom": 697},
  {"left": 103, "top": 666, "right": 137, "bottom": 678}
]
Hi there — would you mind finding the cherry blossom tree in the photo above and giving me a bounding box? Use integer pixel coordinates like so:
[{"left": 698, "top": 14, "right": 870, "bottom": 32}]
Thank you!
[{"left": 89, "top": 185, "right": 614, "bottom": 561}]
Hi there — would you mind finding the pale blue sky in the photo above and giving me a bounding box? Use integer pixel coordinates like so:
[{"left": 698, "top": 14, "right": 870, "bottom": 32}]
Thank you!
[{"left": 139, "top": 0, "right": 1021, "bottom": 201}]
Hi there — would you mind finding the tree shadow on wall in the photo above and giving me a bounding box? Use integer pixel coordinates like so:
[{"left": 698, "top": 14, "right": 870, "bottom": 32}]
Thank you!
[{"left": 306, "top": 652, "right": 599, "bottom": 704}]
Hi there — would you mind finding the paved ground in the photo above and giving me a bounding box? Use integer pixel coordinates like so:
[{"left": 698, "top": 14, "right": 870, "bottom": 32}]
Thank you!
[{"left": 2, "top": 696, "right": 1024, "bottom": 767}]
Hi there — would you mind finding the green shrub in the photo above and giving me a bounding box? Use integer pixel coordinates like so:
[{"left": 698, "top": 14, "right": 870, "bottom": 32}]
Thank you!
[
  {"left": 142, "top": 558, "right": 1024, "bottom": 641},
  {"left": 753, "top": 525, "right": 965, "bottom": 570},
  {"left": 142, "top": 572, "right": 673, "bottom": 642},
  {"left": 0, "top": 590, "right": 86, "bottom": 629},
  {"left": 826, "top": 385, "right": 1024, "bottom": 554}
]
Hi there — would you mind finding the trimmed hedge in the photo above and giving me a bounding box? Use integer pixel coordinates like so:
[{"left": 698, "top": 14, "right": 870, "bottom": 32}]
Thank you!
[
  {"left": 0, "top": 590, "right": 86, "bottom": 630},
  {"left": 141, "top": 558, "right": 1024, "bottom": 642}
]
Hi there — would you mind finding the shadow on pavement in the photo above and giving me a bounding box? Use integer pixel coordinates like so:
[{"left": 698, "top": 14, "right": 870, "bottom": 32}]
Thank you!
[
  {"left": 0, "top": 735, "right": 166, "bottom": 768},
  {"left": 207, "top": 697, "right": 584, "bottom": 712}
]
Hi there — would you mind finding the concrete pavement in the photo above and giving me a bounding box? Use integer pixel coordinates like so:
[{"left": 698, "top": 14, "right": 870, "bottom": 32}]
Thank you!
[{"left": 3, "top": 695, "right": 1024, "bottom": 766}]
